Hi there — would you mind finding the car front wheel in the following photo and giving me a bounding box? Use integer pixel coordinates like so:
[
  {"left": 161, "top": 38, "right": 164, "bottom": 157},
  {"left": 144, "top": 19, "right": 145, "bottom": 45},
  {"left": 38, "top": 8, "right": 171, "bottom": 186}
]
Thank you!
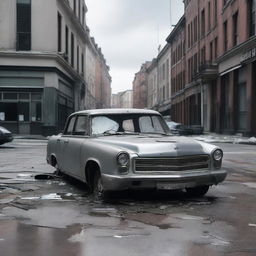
[
  {"left": 93, "top": 170, "right": 106, "bottom": 200},
  {"left": 185, "top": 185, "right": 209, "bottom": 197}
]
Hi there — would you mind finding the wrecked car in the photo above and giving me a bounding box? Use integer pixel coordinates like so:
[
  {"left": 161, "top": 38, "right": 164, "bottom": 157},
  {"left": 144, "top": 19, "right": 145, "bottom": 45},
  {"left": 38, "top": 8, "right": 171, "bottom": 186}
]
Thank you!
[
  {"left": 47, "top": 109, "right": 227, "bottom": 198},
  {"left": 0, "top": 126, "right": 13, "bottom": 145}
]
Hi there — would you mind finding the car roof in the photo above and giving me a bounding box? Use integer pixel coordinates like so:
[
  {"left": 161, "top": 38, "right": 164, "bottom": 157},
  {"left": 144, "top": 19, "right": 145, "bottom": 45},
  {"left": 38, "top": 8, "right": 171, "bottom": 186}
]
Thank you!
[{"left": 72, "top": 108, "right": 161, "bottom": 116}]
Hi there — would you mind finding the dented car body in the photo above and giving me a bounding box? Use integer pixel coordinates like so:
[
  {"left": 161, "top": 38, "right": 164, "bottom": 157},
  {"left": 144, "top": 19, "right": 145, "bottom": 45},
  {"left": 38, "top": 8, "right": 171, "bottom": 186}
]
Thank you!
[{"left": 47, "top": 109, "right": 227, "bottom": 197}]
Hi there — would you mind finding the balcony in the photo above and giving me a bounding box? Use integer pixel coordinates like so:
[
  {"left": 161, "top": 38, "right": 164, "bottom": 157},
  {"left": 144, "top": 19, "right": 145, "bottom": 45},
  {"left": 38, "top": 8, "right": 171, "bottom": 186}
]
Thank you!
[{"left": 195, "top": 61, "right": 218, "bottom": 81}]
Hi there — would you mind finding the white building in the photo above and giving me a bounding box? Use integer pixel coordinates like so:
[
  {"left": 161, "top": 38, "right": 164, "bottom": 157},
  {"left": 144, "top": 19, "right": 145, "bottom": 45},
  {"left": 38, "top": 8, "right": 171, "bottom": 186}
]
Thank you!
[{"left": 0, "top": 0, "right": 109, "bottom": 135}]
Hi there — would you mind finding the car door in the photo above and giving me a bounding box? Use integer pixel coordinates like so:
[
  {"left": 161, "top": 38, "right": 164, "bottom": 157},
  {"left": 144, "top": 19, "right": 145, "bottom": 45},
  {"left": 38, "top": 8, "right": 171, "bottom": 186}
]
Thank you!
[
  {"left": 62, "top": 115, "right": 89, "bottom": 179},
  {"left": 56, "top": 115, "right": 76, "bottom": 173}
]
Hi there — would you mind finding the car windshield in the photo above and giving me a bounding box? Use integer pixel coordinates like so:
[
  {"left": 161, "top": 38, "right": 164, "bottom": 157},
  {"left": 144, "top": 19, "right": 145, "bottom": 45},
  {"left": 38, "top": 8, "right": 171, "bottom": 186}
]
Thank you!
[{"left": 91, "top": 114, "right": 169, "bottom": 136}]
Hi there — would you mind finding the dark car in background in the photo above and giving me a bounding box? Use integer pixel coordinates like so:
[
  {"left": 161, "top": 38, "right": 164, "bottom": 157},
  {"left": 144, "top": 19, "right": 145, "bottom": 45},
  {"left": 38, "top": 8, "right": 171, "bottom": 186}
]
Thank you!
[
  {"left": 166, "top": 121, "right": 192, "bottom": 135},
  {"left": 166, "top": 121, "right": 204, "bottom": 136},
  {"left": 0, "top": 126, "right": 13, "bottom": 145}
]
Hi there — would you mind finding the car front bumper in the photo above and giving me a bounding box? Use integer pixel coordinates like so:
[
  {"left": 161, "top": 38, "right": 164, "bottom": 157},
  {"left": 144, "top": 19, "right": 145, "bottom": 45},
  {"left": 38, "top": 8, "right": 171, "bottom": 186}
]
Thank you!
[{"left": 101, "top": 170, "right": 227, "bottom": 191}]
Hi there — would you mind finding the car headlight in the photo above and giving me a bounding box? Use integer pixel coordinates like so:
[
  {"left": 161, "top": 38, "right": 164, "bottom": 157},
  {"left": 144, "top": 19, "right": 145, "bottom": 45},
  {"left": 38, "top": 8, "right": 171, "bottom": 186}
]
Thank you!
[
  {"left": 117, "top": 152, "right": 129, "bottom": 166},
  {"left": 213, "top": 149, "right": 223, "bottom": 161}
]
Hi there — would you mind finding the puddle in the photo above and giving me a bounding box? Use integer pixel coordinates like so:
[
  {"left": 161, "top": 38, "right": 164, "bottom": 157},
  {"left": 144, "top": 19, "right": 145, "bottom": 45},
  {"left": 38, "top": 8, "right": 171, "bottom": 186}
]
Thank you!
[
  {"left": 113, "top": 232, "right": 150, "bottom": 238},
  {"left": 174, "top": 214, "right": 205, "bottom": 221},
  {"left": 17, "top": 174, "right": 34, "bottom": 178},
  {"left": 243, "top": 183, "right": 256, "bottom": 189},
  {"left": 203, "top": 232, "right": 230, "bottom": 247},
  {"left": 20, "top": 193, "right": 75, "bottom": 201}
]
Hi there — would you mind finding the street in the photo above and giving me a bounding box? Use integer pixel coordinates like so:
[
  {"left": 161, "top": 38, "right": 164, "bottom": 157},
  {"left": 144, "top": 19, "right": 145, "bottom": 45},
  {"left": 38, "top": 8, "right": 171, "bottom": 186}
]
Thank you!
[{"left": 0, "top": 139, "right": 256, "bottom": 256}]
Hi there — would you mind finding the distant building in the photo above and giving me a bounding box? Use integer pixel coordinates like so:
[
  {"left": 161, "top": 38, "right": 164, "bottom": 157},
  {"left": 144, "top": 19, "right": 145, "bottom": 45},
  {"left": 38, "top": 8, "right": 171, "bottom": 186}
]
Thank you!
[
  {"left": 133, "top": 62, "right": 151, "bottom": 109},
  {"left": 0, "top": 0, "right": 111, "bottom": 135},
  {"left": 146, "top": 43, "right": 171, "bottom": 116},
  {"left": 111, "top": 90, "right": 133, "bottom": 108}
]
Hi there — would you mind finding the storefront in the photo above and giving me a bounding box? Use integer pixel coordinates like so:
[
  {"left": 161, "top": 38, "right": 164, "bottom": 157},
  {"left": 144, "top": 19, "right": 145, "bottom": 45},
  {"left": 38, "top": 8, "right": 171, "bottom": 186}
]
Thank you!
[
  {"left": 0, "top": 69, "right": 76, "bottom": 135},
  {"left": 217, "top": 41, "right": 256, "bottom": 136}
]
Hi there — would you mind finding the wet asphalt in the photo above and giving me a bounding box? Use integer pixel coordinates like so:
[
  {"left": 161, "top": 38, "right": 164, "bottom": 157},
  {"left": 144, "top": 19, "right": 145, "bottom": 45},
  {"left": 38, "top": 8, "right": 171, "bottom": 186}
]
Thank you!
[{"left": 0, "top": 139, "right": 256, "bottom": 256}]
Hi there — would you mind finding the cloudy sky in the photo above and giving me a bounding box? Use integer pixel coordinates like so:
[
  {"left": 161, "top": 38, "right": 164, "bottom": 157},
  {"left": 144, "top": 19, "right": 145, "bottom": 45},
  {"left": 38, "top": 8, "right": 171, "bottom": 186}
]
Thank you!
[{"left": 86, "top": 0, "right": 184, "bottom": 94}]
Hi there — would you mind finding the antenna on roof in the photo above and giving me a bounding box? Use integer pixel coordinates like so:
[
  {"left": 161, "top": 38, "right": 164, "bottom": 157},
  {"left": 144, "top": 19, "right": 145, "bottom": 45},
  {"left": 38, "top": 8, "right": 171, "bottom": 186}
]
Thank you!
[{"left": 170, "top": 0, "right": 172, "bottom": 28}]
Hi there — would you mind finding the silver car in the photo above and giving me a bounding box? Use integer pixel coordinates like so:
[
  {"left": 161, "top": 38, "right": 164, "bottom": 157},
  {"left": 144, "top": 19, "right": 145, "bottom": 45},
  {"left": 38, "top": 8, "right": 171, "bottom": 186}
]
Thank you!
[{"left": 47, "top": 109, "right": 227, "bottom": 198}]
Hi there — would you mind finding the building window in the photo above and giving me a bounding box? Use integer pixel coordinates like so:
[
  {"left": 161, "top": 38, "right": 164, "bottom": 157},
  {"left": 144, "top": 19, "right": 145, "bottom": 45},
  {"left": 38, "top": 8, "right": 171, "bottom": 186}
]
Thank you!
[
  {"left": 248, "top": 0, "right": 256, "bottom": 37},
  {"left": 210, "top": 41, "right": 213, "bottom": 61},
  {"left": 0, "top": 92, "right": 42, "bottom": 122},
  {"left": 233, "top": 12, "right": 238, "bottom": 46},
  {"left": 223, "top": 21, "right": 228, "bottom": 51},
  {"left": 65, "top": 26, "right": 69, "bottom": 56},
  {"left": 81, "top": 53, "right": 84, "bottom": 76},
  {"left": 201, "top": 9, "right": 205, "bottom": 37},
  {"left": 74, "top": 0, "right": 76, "bottom": 15},
  {"left": 214, "top": 37, "right": 218, "bottom": 59},
  {"left": 77, "top": 46, "right": 80, "bottom": 73},
  {"left": 82, "top": 6, "right": 86, "bottom": 26},
  {"left": 208, "top": 1, "right": 211, "bottom": 31},
  {"left": 214, "top": 0, "right": 218, "bottom": 25},
  {"left": 58, "top": 12, "right": 62, "bottom": 52},
  {"left": 16, "top": 0, "right": 31, "bottom": 51},
  {"left": 78, "top": 0, "right": 81, "bottom": 21},
  {"left": 71, "top": 33, "right": 74, "bottom": 67}
]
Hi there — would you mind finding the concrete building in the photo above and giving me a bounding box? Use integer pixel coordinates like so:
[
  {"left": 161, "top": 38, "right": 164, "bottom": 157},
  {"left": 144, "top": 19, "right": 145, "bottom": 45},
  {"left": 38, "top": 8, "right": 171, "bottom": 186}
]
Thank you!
[
  {"left": 133, "top": 62, "right": 151, "bottom": 109},
  {"left": 119, "top": 90, "right": 133, "bottom": 108},
  {"left": 111, "top": 93, "right": 120, "bottom": 108},
  {"left": 0, "top": 0, "right": 111, "bottom": 135},
  {"left": 146, "top": 44, "right": 172, "bottom": 116},
  {"left": 156, "top": 43, "right": 171, "bottom": 116},
  {"left": 111, "top": 90, "right": 133, "bottom": 108}
]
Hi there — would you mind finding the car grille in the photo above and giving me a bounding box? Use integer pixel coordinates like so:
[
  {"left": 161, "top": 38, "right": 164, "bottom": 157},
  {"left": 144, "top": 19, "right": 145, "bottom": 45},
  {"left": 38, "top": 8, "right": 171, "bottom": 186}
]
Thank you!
[{"left": 134, "top": 155, "right": 210, "bottom": 172}]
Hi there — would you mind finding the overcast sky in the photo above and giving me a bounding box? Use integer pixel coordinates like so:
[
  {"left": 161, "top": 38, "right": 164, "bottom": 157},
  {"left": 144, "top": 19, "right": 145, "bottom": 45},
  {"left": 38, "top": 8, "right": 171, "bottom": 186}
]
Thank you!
[{"left": 86, "top": 0, "right": 184, "bottom": 94}]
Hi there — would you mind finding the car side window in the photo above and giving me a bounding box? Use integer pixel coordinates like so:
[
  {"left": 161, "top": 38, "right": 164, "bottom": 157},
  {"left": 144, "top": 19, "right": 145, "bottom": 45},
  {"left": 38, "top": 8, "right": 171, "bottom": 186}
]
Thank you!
[
  {"left": 139, "top": 116, "right": 155, "bottom": 133},
  {"left": 74, "top": 116, "right": 88, "bottom": 135},
  {"left": 65, "top": 116, "right": 76, "bottom": 135}
]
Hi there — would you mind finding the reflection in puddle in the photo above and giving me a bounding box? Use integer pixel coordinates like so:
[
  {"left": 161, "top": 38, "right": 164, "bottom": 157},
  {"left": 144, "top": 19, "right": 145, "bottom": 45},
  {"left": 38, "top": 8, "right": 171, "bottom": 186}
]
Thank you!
[{"left": 20, "top": 193, "right": 76, "bottom": 201}]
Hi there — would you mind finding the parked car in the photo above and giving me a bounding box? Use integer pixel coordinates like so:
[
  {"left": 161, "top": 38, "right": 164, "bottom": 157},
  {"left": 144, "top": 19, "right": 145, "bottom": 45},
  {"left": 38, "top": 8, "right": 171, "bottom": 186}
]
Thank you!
[
  {"left": 47, "top": 109, "right": 227, "bottom": 198},
  {"left": 0, "top": 126, "right": 13, "bottom": 145},
  {"left": 166, "top": 121, "right": 192, "bottom": 135},
  {"left": 189, "top": 125, "right": 204, "bottom": 135}
]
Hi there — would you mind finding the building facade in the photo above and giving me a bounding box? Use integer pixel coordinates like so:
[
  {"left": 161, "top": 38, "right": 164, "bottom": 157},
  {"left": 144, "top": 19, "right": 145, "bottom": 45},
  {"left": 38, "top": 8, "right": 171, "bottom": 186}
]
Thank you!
[
  {"left": 181, "top": 0, "right": 256, "bottom": 135},
  {"left": 111, "top": 90, "right": 133, "bottom": 108},
  {"left": 0, "top": 0, "right": 111, "bottom": 135},
  {"left": 132, "top": 62, "right": 151, "bottom": 109},
  {"left": 144, "top": 0, "right": 256, "bottom": 136},
  {"left": 146, "top": 44, "right": 172, "bottom": 116}
]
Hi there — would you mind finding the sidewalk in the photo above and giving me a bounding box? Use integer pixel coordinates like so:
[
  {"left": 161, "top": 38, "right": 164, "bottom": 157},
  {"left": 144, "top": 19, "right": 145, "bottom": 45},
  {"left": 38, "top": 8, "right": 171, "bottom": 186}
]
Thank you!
[
  {"left": 13, "top": 133, "right": 256, "bottom": 145},
  {"left": 191, "top": 133, "right": 256, "bottom": 145},
  {"left": 13, "top": 134, "right": 48, "bottom": 140}
]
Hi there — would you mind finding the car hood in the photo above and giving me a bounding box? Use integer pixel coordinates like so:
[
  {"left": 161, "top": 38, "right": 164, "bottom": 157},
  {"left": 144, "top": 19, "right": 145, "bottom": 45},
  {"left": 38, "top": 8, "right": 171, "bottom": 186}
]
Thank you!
[{"left": 94, "top": 134, "right": 213, "bottom": 157}]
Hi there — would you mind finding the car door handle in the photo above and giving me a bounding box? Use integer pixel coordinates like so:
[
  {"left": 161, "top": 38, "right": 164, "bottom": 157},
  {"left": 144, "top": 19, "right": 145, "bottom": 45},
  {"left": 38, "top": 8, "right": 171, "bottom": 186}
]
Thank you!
[
  {"left": 64, "top": 139, "right": 69, "bottom": 144},
  {"left": 57, "top": 139, "right": 61, "bottom": 143}
]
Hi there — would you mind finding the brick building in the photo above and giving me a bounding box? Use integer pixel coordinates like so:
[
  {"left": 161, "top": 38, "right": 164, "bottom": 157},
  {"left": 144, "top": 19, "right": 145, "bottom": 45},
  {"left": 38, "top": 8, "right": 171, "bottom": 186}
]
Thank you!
[
  {"left": 133, "top": 62, "right": 151, "bottom": 109},
  {"left": 167, "top": 0, "right": 256, "bottom": 136}
]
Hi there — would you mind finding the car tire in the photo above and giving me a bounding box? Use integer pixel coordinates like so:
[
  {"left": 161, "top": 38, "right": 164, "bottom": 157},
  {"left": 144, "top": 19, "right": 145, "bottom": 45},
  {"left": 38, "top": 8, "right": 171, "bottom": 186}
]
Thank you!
[
  {"left": 93, "top": 170, "right": 106, "bottom": 200},
  {"left": 185, "top": 185, "right": 209, "bottom": 197}
]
